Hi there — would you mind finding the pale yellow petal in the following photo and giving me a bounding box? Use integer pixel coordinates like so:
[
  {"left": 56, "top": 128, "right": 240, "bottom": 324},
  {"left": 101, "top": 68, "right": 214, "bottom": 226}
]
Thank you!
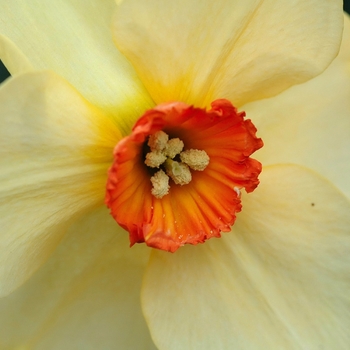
[
  {"left": 0, "top": 71, "right": 120, "bottom": 296},
  {"left": 0, "top": 207, "right": 156, "bottom": 349},
  {"left": 0, "top": 34, "right": 33, "bottom": 75},
  {"left": 142, "top": 165, "right": 350, "bottom": 349},
  {"left": 113, "top": 0, "right": 343, "bottom": 107},
  {"left": 0, "top": 0, "right": 154, "bottom": 134},
  {"left": 245, "top": 14, "right": 350, "bottom": 199}
]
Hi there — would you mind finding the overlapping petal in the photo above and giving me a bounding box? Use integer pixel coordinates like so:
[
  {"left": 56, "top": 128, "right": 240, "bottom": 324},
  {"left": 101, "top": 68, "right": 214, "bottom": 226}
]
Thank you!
[
  {"left": 0, "top": 207, "right": 156, "bottom": 349},
  {"left": 142, "top": 165, "right": 350, "bottom": 349},
  {"left": 0, "top": 34, "right": 33, "bottom": 76},
  {"left": 113, "top": 0, "right": 343, "bottom": 107},
  {"left": 245, "top": 14, "right": 350, "bottom": 199},
  {"left": 0, "top": 0, "right": 154, "bottom": 134},
  {"left": 0, "top": 71, "right": 120, "bottom": 296}
]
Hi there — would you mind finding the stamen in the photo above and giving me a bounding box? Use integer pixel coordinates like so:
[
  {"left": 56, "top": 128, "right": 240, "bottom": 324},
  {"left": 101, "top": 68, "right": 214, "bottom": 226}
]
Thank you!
[
  {"left": 150, "top": 170, "right": 170, "bottom": 198},
  {"left": 144, "top": 130, "right": 210, "bottom": 198},
  {"left": 164, "top": 138, "right": 184, "bottom": 158},
  {"left": 180, "top": 149, "right": 210, "bottom": 171},
  {"left": 148, "top": 130, "right": 169, "bottom": 151},
  {"left": 145, "top": 151, "right": 167, "bottom": 168},
  {"left": 164, "top": 159, "right": 192, "bottom": 185}
]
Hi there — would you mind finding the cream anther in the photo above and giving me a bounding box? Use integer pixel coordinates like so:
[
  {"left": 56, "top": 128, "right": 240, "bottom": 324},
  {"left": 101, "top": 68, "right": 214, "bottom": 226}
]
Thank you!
[
  {"left": 145, "top": 130, "right": 210, "bottom": 197},
  {"left": 180, "top": 149, "right": 210, "bottom": 171},
  {"left": 165, "top": 159, "right": 192, "bottom": 185},
  {"left": 164, "top": 138, "right": 184, "bottom": 158},
  {"left": 150, "top": 170, "right": 170, "bottom": 198},
  {"left": 148, "top": 130, "right": 168, "bottom": 151},
  {"left": 145, "top": 151, "right": 167, "bottom": 168}
]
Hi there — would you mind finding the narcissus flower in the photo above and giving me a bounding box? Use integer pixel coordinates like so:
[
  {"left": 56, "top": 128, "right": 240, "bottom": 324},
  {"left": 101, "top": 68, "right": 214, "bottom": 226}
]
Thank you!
[{"left": 0, "top": 0, "right": 349, "bottom": 349}]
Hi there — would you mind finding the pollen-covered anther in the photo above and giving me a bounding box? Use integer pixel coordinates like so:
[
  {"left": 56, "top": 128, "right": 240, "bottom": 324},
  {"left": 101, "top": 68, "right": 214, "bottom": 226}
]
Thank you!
[
  {"left": 145, "top": 151, "right": 167, "bottom": 168},
  {"left": 144, "top": 130, "right": 210, "bottom": 197},
  {"left": 150, "top": 170, "right": 170, "bottom": 198},
  {"left": 164, "top": 159, "right": 192, "bottom": 185},
  {"left": 148, "top": 130, "right": 168, "bottom": 151},
  {"left": 180, "top": 149, "right": 210, "bottom": 171},
  {"left": 164, "top": 138, "right": 184, "bottom": 158}
]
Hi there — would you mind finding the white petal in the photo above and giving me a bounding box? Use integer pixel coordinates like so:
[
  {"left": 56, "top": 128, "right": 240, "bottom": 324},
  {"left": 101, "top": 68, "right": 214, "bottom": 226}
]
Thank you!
[
  {"left": 142, "top": 165, "right": 350, "bottom": 349},
  {"left": 113, "top": 0, "right": 343, "bottom": 107},
  {"left": 0, "top": 71, "right": 120, "bottom": 296},
  {"left": 245, "top": 14, "right": 350, "bottom": 199},
  {"left": 0, "top": 207, "right": 156, "bottom": 349},
  {"left": 0, "top": 33, "right": 33, "bottom": 75},
  {"left": 0, "top": 0, "right": 154, "bottom": 133}
]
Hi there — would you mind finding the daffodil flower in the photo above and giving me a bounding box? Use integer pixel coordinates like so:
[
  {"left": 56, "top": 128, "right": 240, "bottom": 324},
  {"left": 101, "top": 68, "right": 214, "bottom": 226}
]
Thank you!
[{"left": 0, "top": 0, "right": 349, "bottom": 349}]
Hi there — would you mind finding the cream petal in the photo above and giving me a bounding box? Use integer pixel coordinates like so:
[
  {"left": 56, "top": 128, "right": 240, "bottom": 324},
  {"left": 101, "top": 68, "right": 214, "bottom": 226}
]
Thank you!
[
  {"left": 0, "top": 0, "right": 154, "bottom": 134},
  {"left": 0, "top": 206, "right": 156, "bottom": 349},
  {"left": 245, "top": 14, "right": 350, "bottom": 199},
  {"left": 113, "top": 0, "right": 343, "bottom": 107},
  {"left": 0, "top": 34, "right": 33, "bottom": 75},
  {"left": 0, "top": 71, "right": 120, "bottom": 296},
  {"left": 142, "top": 165, "right": 350, "bottom": 349}
]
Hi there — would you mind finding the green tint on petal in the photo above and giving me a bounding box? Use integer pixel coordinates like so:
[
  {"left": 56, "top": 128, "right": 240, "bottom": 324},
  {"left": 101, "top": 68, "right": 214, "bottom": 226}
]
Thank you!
[
  {"left": 0, "top": 207, "right": 156, "bottom": 350},
  {"left": 142, "top": 165, "right": 350, "bottom": 350},
  {"left": 245, "top": 14, "right": 350, "bottom": 199},
  {"left": 0, "top": 71, "right": 120, "bottom": 296},
  {"left": 113, "top": 0, "right": 343, "bottom": 108},
  {"left": 0, "top": 0, "right": 154, "bottom": 134}
]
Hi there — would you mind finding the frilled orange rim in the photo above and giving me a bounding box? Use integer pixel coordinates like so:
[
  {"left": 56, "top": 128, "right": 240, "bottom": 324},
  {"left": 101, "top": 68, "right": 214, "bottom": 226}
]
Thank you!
[{"left": 105, "top": 99, "right": 263, "bottom": 252}]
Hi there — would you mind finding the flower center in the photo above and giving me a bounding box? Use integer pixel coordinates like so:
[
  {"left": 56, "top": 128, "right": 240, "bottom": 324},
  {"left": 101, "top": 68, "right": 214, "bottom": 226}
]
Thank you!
[
  {"left": 105, "top": 99, "right": 263, "bottom": 252},
  {"left": 144, "top": 130, "right": 210, "bottom": 198}
]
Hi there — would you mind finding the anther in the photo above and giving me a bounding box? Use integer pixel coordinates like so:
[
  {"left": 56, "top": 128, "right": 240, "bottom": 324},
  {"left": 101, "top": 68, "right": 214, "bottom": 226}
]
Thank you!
[
  {"left": 164, "top": 159, "right": 192, "bottom": 185},
  {"left": 145, "top": 151, "right": 167, "bottom": 168},
  {"left": 145, "top": 130, "right": 210, "bottom": 198},
  {"left": 150, "top": 170, "right": 170, "bottom": 198},
  {"left": 180, "top": 149, "right": 210, "bottom": 171},
  {"left": 164, "top": 138, "right": 184, "bottom": 158},
  {"left": 148, "top": 130, "right": 168, "bottom": 151}
]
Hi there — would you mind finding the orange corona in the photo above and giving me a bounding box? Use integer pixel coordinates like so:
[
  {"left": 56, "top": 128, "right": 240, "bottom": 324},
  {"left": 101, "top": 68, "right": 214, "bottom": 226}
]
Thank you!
[{"left": 105, "top": 99, "right": 263, "bottom": 252}]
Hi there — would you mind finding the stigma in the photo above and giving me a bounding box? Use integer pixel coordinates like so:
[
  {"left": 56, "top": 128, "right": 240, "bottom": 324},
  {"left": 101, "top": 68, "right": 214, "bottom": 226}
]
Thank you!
[{"left": 145, "top": 131, "right": 210, "bottom": 198}]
